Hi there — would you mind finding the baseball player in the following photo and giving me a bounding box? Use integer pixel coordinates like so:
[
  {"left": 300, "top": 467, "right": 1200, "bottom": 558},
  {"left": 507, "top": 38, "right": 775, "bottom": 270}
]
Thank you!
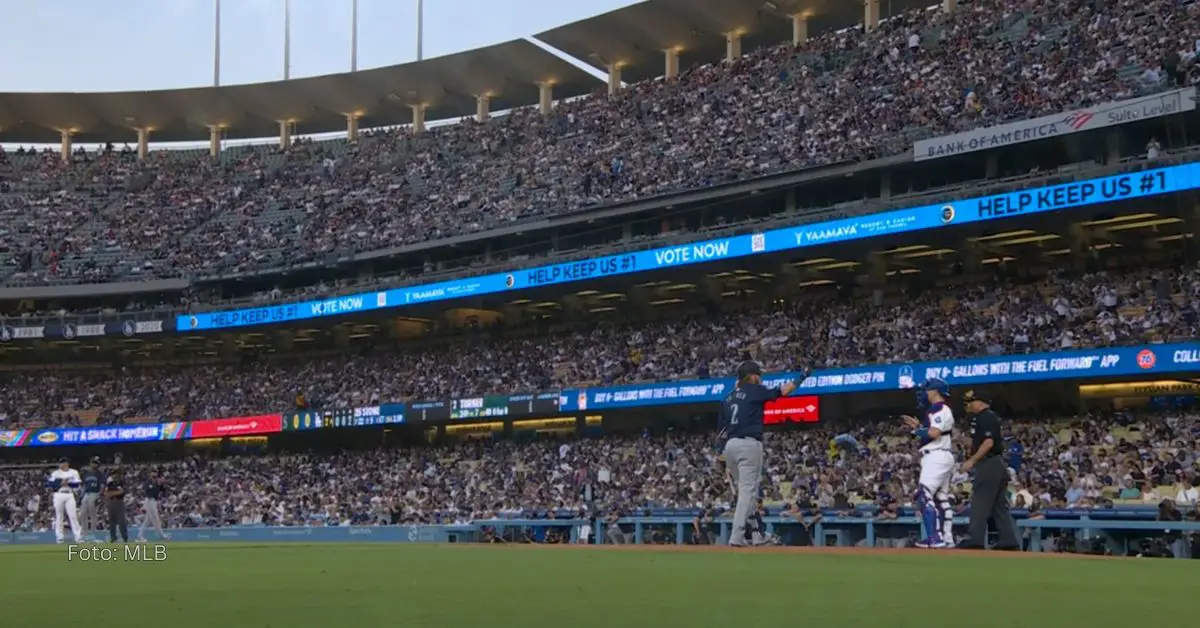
[
  {"left": 718, "top": 360, "right": 798, "bottom": 547},
  {"left": 136, "top": 472, "right": 170, "bottom": 542},
  {"left": 48, "top": 457, "right": 84, "bottom": 544},
  {"left": 902, "top": 378, "right": 956, "bottom": 548},
  {"left": 80, "top": 456, "right": 105, "bottom": 542}
]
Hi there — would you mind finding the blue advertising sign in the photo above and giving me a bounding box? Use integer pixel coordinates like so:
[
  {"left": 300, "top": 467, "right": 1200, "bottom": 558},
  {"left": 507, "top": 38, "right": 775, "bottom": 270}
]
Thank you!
[
  {"left": 0, "top": 423, "right": 186, "bottom": 448},
  {"left": 179, "top": 163, "right": 1199, "bottom": 332},
  {"left": 559, "top": 343, "right": 1200, "bottom": 411}
]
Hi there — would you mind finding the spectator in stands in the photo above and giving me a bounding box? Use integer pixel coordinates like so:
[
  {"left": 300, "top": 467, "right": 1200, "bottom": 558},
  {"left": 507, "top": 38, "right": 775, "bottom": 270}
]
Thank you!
[
  {"left": 2, "top": 0, "right": 1198, "bottom": 284},
  {"left": 1175, "top": 476, "right": 1198, "bottom": 506}
]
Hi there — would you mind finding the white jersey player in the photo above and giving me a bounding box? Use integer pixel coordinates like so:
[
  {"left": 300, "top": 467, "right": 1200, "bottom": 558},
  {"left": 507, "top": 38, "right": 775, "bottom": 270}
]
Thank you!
[
  {"left": 901, "top": 378, "right": 956, "bottom": 548},
  {"left": 48, "top": 457, "right": 84, "bottom": 544}
]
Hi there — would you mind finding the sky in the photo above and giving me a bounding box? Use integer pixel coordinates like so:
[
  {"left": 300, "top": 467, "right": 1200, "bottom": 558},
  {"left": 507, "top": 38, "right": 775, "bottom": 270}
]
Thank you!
[{"left": 0, "top": 0, "right": 637, "bottom": 92}]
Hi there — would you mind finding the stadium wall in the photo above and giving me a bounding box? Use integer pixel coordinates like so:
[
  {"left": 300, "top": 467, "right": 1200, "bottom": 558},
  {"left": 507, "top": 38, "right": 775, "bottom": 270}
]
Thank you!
[{"left": 5, "top": 515, "right": 1197, "bottom": 555}]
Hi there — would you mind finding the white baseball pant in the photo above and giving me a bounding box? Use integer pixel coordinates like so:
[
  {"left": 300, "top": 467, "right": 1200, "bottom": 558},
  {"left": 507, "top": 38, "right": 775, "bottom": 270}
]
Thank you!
[
  {"left": 53, "top": 491, "right": 83, "bottom": 543},
  {"left": 918, "top": 449, "right": 955, "bottom": 544}
]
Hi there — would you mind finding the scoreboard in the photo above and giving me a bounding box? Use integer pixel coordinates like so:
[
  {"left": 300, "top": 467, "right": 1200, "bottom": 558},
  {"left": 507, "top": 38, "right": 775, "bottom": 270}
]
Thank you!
[
  {"left": 283, "top": 403, "right": 405, "bottom": 430},
  {"left": 451, "top": 395, "right": 510, "bottom": 419},
  {"left": 450, "top": 392, "right": 561, "bottom": 419},
  {"left": 283, "top": 393, "right": 563, "bottom": 430}
]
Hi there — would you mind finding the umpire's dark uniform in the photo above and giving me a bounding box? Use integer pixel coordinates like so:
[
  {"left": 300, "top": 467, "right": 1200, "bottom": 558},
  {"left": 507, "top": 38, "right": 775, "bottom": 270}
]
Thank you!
[
  {"left": 105, "top": 469, "right": 129, "bottom": 542},
  {"left": 961, "top": 391, "right": 1019, "bottom": 550}
]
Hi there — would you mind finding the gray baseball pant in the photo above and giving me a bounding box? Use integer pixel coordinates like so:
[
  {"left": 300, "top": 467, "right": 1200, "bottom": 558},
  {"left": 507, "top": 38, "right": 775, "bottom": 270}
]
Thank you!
[
  {"left": 723, "top": 437, "right": 764, "bottom": 546},
  {"left": 138, "top": 498, "right": 165, "bottom": 538},
  {"left": 81, "top": 493, "right": 101, "bottom": 537}
]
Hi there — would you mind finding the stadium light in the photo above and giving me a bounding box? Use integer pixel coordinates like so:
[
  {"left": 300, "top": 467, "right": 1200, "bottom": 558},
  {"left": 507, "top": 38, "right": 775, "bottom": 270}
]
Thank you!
[
  {"left": 213, "top": 0, "right": 221, "bottom": 86},
  {"left": 416, "top": 0, "right": 424, "bottom": 61},
  {"left": 284, "top": 0, "right": 292, "bottom": 80}
]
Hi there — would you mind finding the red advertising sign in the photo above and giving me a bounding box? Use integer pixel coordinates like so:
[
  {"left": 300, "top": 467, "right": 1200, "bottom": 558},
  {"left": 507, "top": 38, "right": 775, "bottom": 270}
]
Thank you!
[
  {"left": 188, "top": 414, "right": 283, "bottom": 438},
  {"left": 764, "top": 395, "right": 820, "bottom": 425}
]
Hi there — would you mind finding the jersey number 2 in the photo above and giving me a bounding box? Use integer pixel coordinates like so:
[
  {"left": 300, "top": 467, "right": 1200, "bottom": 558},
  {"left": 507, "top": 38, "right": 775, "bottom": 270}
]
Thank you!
[{"left": 729, "top": 403, "right": 740, "bottom": 425}]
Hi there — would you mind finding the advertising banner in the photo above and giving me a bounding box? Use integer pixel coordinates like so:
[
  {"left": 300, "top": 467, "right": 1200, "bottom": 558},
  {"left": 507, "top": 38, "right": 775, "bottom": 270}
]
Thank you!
[
  {"left": 0, "top": 319, "right": 169, "bottom": 343},
  {"left": 764, "top": 395, "right": 820, "bottom": 424},
  {"left": 560, "top": 343, "right": 1200, "bottom": 411},
  {"left": 0, "top": 423, "right": 188, "bottom": 448},
  {"left": 186, "top": 414, "right": 283, "bottom": 438},
  {"left": 913, "top": 88, "right": 1196, "bottom": 161},
  {"left": 179, "top": 163, "right": 1200, "bottom": 332}
]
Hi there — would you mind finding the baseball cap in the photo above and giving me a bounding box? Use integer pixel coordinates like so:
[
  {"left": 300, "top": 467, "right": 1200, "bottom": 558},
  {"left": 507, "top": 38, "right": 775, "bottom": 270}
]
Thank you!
[
  {"left": 58, "top": 456, "right": 70, "bottom": 464},
  {"left": 736, "top": 360, "right": 763, "bottom": 380},
  {"left": 963, "top": 389, "right": 993, "bottom": 405},
  {"left": 90, "top": 456, "right": 101, "bottom": 464}
]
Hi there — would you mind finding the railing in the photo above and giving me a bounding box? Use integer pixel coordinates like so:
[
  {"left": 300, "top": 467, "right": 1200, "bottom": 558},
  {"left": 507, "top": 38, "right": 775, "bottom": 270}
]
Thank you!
[{"left": 4, "top": 515, "right": 1197, "bottom": 556}]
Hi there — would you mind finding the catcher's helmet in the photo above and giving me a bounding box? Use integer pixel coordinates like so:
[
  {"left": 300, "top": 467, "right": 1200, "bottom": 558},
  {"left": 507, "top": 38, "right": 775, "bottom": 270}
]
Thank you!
[
  {"left": 736, "top": 360, "right": 763, "bottom": 381},
  {"left": 917, "top": 377, "right": 949, "bottom": 408}
]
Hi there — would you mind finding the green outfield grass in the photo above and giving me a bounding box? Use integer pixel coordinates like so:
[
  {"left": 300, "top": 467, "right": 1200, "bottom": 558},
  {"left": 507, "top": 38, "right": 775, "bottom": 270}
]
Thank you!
[{"left": 0, "top": 544, "right": 1195, "bottom": 628}]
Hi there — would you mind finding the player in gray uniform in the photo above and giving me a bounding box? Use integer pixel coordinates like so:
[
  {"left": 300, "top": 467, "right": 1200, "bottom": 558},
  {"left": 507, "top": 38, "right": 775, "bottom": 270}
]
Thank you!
[
  {"left": 718, "top": 360, "right": 801, "bottom": 547},
  {"left": 136, "top": 472, "right": 170, "bottom": 542},
  {"left": 79, "top": 457, "right": 104, "bottom": 542}
]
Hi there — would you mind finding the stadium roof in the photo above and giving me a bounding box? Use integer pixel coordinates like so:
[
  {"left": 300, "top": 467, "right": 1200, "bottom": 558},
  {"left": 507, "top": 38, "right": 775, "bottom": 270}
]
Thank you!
[
  {"left": 0, "top": 40, "right": 601, "bottom": 145},
  {"left": 534, "top": 0, "right": 921, "bottom": 84},
  {"left": 0, "top": 0, "right": 936, "bottom": 145}
]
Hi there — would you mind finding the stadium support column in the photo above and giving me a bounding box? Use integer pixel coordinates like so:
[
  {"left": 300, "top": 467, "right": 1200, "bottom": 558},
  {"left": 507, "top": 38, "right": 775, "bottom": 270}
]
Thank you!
[
  {"left": 962, "top": 241, "right": 984, "bottom": 274},
  {"left": 698, "top": 276, "right": 724, "bottom": 306},
  {"left": 476, "top": 95, "right": 490, "bottom": 123},
  {"left": 607, "top": 64, "right": 622, "bottom": 96},
  {"left": 561, "top": 294, "right": 587, "bottom": 321},
  {"left": 725, "top": 32, "right": 742, "bottom": 61},
  {"left": 664, "top": 48, "right": 679, "bottom": 79},
  {"left": 625, "top": 285, "right": 650, "bottom": 317},
  {"left": 410, "top": 104, "right": 426, "bottom": 133},
  {"left": 274, "top": 330, "right": 294, "bottom": 352},
  {"left": 346, "top": 114, "right": 360, "bottom": 144},
  {"left": 792, "top": 14, "right": 808, "bottom": 45},
  {"left": 773, "top": 263, "right": 801, "bottom": 301},
  {"left": 219, "top": 334, "right": 238, "bottom": 360},
  {"left": 880, "top": 171, "right": 892, "bottom": 201},
  {"left": 1068, "top": 223, "right": 1092, "bottom": 272},
  {"left": 863, "top": 0, "right": 880, "bottom": 33},
  {"left": 985, "top": 152, "right": 998, "bottom": 178},
  {"left": 59, "top": 130, "right": 72, "bottom": 164},
  {"left": 943, "top": 0, "right": 957, "bottom": 12},
  {"left": 867, "top": 252, "right": 886, "bottom": 305},
  {"left": 1105, "top": 131, "right": 1122, "bottom": 164},
  {"left": 538, "top": 82, "right": 554, "bottom": 115},
  {"left": 500, "top": 303, "right": 525, "bottom": 327},
  {"left": 333, "top": 326, "right": 350, "bottom": 349},
  {"left": 136, "top": 128, "right": 150, "bottom": 161},
  {"left": 278, "top": 120, "right": 291, "bottom": 149},
  {"left": 1191, "top": 205, "right": 1200, "bottom": 257},
  {"left": 209, "top": 126, "right": 221, "bottom": 158}
]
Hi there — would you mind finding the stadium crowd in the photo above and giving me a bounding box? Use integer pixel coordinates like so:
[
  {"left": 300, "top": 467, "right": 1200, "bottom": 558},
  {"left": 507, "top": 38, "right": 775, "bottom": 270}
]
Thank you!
[
  {"left": 1, "top": 263, "right": 1196, "bottom": 427},
  {"left": 0, "top": 409, "right": 1197, "bottom": 533},
  {"left": 3, "top": 0, "right": 1200, "bottom": 283}
]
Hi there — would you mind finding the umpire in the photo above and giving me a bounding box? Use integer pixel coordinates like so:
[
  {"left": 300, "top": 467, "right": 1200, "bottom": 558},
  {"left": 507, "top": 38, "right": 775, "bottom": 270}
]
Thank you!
[
  {"left": 104, "top": 466, "right": 129, "bottom": 543},
  {"left": 959, "top": 390, "right": 1019, "bottom": 550}
]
